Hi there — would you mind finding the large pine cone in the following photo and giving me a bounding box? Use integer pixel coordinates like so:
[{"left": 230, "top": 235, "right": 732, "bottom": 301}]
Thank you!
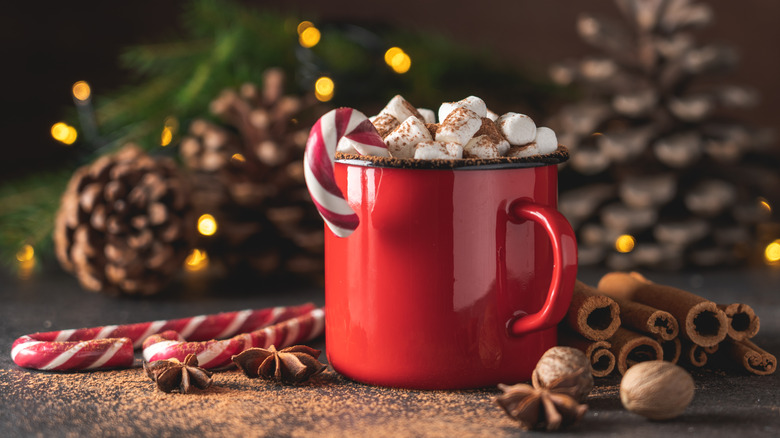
[
  {"left": 54, "top": 145, "right": 192, "bottom": 295},
  {"left": 179, "top": 68, "right": 326, "bottom": 281}
]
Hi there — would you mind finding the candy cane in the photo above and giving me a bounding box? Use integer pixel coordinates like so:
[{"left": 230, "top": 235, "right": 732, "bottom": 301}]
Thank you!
[
  {"left": 142, "top": 307, "right": 325, "bottom": 369},
  {"left": 11, "top": 303, "right": 316, "bottom": 371},
  {"left": 304, "top": 107, "right": 389, "bottom": 237}
]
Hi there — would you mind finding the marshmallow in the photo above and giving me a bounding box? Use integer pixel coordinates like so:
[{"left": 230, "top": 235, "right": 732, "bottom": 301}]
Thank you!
[
  {"left": 437, "top": 102, "right": 458, "bottom": 124},
  {"left": 371, "top": 113, "right": 401, "bottom": 138},
  {"left": 486, "top": 109, "right": 499, "bottom": 121},
  {"left": 506, "top": 127, "right": 558, "bottom": 158},
  {"left": 418, "top": 108, "right": 436, "bottom": 124},
  {"left": 380, "top": 95, "right": 422, "bottom": 123},
  {"left": 474, "top": 118, "right": 510, "bottom": 156},
  {"left": 534, "top": 127, "right": 559, "bottom": 155},
  {"left": 497, "top": 112, "right": 537, "bottom": 145},
  {"left": 435, "top": 107, "right": 482, "bottom": 145},
  {"left": 384, "top": 116, "right": 433, "bottom": 159},
  {"left": 506, "top": 143, "right": 538, "bottom": 158},
  {"left": 414, "top": 141, "right": 463, "bottom": 160},
  {"left": 437, "top": 96, "right": 488, "bottom": 122},
  {"left": 464, "top": 135, "right": 500, "bottom": 159}
]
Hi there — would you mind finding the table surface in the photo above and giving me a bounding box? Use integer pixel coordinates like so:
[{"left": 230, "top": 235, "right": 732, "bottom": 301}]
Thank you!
[{"left": 1, "top": 266, "right": 779, "bottom": 437}]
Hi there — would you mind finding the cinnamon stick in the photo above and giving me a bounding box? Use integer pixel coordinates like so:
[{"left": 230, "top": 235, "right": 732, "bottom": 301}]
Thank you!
[
  {"left": 613, "top": 298, "right": 679, "bottom": 341},
  {"left": 564, "top": 280, "right": 621, "bottom": 341},
  {"left": 658, "top": 337, "right": 681, "bottom": 364},
  {"left": 608, "top": 327, "right": 663, "bottom": 375},
  {"left": 682, "top": 341, "right": 718, "bottom": 367},
  {"left": 722, "top": 338, "right": 777, "bottom": 376},
  {"left": 597, "top": 272, "right": 728, "bottom": 348},
  {"left": 558, "top": 329, "right": 616, "bottom": 377},
  {"left": 717, "top": 303, "right": 760, "bottom": 341}
]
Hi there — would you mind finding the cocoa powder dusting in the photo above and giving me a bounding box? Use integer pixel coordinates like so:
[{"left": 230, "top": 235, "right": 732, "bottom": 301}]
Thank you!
[
  {"left": 0, "top": 367, "right": 517, "bottom": 437},
  {"left": 336, "top": 145, "right": 568, "bottom": 169}
]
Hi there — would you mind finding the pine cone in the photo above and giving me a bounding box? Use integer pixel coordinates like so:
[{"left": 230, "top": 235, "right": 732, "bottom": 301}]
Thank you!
[
  {"left": 54, "top": 144, "right": 192, "bottom": 295},
  {"left": 180, "top": 68, "right": 326, "bottom": 281},
  {"left": 550, "top": 0, "right": 778, "bottom": 270}
]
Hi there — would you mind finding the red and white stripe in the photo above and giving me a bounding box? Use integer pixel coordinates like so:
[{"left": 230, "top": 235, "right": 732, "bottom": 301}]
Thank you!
[
  {"left": 304, "top": 108, "right": 388, "bottom": 237},
  {"left": 11, "top": 304, "right": 317, "bottom": 371},
  {"left": 142, "top": 308, "right": 325, "bottom": 369}
]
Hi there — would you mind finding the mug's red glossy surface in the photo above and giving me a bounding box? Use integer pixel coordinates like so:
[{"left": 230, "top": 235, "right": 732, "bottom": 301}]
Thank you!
[{"left": 325, "top": 160, "right": 577, "bottom": 389}]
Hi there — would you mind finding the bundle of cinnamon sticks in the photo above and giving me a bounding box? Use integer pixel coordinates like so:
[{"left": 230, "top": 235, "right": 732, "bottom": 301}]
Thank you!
[{"left": 559, "top": 272, "right": 775, "bottom": 377}]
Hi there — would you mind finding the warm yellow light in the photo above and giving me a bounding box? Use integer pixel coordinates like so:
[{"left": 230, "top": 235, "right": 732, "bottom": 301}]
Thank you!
[
  {"left": 51, "top": 122, "right": 69, "bottom": 141},
  {"left": 51, "top": 122, "right": 77, "bottom": 145},
  {"left": 758, "top": 197, "right": 772, "bottom": 214},
  {"left": 161, "top": 127, "right": 173, "bottom": 146},
  {"left": 299, "top": 26, "right": 321, "bottom": 48},
  {"left": 384, "top": 47, "right": 403, "bottom": 66},
  {"left": 765, "top": 240, "right": 780, "bottom": 264},
  {"left": 197, "top": 214, "right": 218, "bottom": 236},
  {"left": 16, "top": 244, "right": 34, "bottom": 262},
  {"left": 297, "top": 21, "right": 314, "bottom": 35},
  {"left": 615, "top": 234, "right": 636, "bottom": 253},
  {"left": 231, "top": 153, "right": 246, "bottom": 163},
  {"left": 314, "top": 76, "right": 334, "bottom": 102},
  {"left": 72, "top": 81, "right": 91, "bottom": 101},
  {"left": 184, "top": 249, "right": 210, "bottom": 272},
  {"left": 390, "top": 52, "right": 411, "bottom": 74}
]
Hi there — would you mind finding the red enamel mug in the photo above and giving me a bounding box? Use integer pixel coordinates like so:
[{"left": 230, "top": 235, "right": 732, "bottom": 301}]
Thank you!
[{"left": 324, "top": 159, "right": 577, "bottom": 389}]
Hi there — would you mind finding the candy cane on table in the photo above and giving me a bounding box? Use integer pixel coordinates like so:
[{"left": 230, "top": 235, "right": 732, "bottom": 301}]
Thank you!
[
  {"left": 142, "top": 307, "right": 325, "bottom": 369},
  {"left": 304, "top": 107, "right": 389, "bottom": 237},
  {"left": 11, "top": 303, "right": 318, "bottom": 371}
]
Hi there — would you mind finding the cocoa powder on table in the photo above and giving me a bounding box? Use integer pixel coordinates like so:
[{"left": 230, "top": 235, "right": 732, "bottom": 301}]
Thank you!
[{"left": 0, "top": 367, "right": 519, "bottom": 437}]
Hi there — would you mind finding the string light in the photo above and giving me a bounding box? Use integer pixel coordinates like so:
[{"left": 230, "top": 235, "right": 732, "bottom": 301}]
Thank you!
[
  {"left": 297, "top": 21, "right": 314, "bottom": 35},
  {"left": 72, "top": 81, "right": 91, "bottom": 101},
  {"left": 160, "top": 117, "right": 179, "bottom": 147},
  {"left": 758, "top": 197, "right": 772, "bottom": 215},
  {"left": 231, "top": 153, "right": 246, "bottom": 163},
  {"left": 298, "top": 21, "right": 321, "bottom": 48},
  {"left": 16, "top": 245, "right": 36, "bottom": 279},
  {"left": 384, "top": 47, "right": 411, "bottom": 74},
  {"left": 51, "top": 122, "right": 78, "bottom": 145},
  {"left": 765, "top": 239, "right": 780, "bottom": 265},
  {"left": 315, "top": 76, "right": 335, "bottom": 102},
  {"left": 197, "top": 214, "right": 218, "bottom": 236},
  {"left": 615, "top": 234, "right": 636, "bottom": 253},
  {"left": 184, "top": 249, "right": 210, "bottom": 272},
  {"left": 16, "top": 244, "right": 34, "bottom": 262}
]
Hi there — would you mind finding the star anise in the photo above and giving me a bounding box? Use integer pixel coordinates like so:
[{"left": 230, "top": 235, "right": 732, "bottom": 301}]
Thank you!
[
  {"left": 494, "top": 370, "right": 588, "bottom": 431},
  {"left": 143, "top": 354, "right": 213, "bottom": 394},
  {"left": 231, "top": 345, "right": 326, "bottom": 384}
]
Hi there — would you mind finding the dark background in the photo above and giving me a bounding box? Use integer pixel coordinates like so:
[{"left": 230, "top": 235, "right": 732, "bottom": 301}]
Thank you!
[{"left": 2, "top": 0, "right": 778, "bottom": 179}]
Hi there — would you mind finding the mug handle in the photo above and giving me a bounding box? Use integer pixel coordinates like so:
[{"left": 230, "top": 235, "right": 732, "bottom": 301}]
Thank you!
[{"left": 506, "top": 199, "right": 578, "bottom": 336}]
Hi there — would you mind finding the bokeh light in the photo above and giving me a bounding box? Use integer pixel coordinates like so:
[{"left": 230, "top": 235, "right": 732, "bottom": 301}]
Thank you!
[
  {"left": 615, "top": 234, "right": 636, "bottom": 253},
  {"left": 299, "top": 25, "right": 321, "bottom": 48},
  {"left": 197, "top": 214, "right": 218, "bottom": 236},
  {"left": 384, "top": 47, "right": 411, "bottom": 74},
  {"left": 160, "top": 127, "right": 173, "bottom": 146},
  {"left": 184, "top": 249, "right": 210, "bottom": 272},
  {"left": 315, "top": 76, "right": 335, "bottom": 102},
  {"left": 765, "top": 239, "right": 780, "bottom": 264},
  {"left": 72, "top": 81, "right": 91, "bottom": 101},
  {"left": 51, "top": 122, "right": 78, "bottom": 145},
  {"left": 16, "top": 244, "right": 36, "bottom": 279},
  {"left": 16, "top": 244, "right": 34, "bottom": 262}
]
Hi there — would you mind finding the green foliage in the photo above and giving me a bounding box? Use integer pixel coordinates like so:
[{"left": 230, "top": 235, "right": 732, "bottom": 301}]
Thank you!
[{"left": 0, "top": 170, "right": 69, "bottom": 268}]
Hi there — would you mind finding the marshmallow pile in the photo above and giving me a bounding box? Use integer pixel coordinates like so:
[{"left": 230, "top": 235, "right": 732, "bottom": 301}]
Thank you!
[{"left": 338, "top": 95, "right": 559, "bottom": 161}]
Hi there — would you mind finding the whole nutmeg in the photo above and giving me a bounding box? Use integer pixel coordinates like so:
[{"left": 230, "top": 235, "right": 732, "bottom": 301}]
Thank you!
[
  {"left": 532, "top": 346, "right": 593, "bottom": 402},
  {"left": 620, "top": 361, "right": 694, "bottom": 420}
]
